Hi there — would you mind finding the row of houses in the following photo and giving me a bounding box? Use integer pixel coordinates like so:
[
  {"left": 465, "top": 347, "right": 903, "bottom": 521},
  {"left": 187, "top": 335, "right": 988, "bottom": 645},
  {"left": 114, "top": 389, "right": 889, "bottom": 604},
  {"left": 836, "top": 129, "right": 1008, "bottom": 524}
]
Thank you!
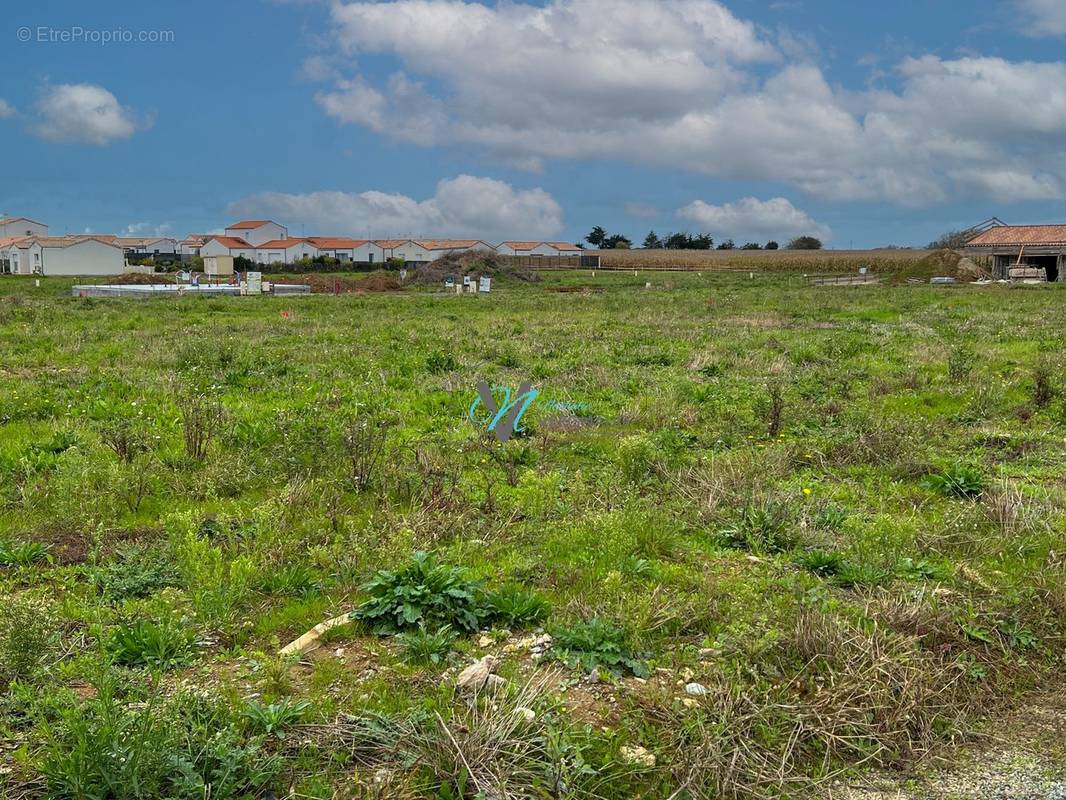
[
  {"left": 190, "top": 220, "right": 584, "bottom": 265},
  {"left": 0, "top": 217, "right": 129, "bottom": 276},
  {"left": 0, "top": 215, "right": 585, "bottom": 275}
]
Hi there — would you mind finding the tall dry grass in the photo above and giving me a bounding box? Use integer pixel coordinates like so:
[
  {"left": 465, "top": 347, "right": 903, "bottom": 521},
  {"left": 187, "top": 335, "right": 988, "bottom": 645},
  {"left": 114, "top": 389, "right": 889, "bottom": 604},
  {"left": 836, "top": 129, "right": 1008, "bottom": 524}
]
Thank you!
[{"left": 591, "top": 248, "right": 931, "bottom": 272}]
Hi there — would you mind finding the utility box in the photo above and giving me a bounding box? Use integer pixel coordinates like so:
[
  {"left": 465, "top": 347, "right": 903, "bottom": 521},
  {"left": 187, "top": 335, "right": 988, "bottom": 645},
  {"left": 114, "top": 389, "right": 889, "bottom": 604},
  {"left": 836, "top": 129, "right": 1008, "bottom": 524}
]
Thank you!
[
  {"left": 246, "top": 271, "right": 263, "bottom": 294},
  {"left": 479, "top": 276, "right": 491, "bottom": 293},
  {"left": 204, "top": 255, "right": 234, "bottom": 277}
]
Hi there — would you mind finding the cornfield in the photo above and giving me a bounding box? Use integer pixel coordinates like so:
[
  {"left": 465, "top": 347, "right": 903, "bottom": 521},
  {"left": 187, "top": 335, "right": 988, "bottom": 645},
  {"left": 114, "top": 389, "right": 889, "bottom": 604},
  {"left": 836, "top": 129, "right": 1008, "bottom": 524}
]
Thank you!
[{"left": 591, "top": 248, "right": 932, "bottom": 273}]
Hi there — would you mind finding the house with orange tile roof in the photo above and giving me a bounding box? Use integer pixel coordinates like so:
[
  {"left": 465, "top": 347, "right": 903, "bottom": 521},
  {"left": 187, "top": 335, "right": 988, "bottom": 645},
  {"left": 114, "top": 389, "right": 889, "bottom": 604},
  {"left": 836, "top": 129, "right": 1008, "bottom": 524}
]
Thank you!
[
  {"left": 179, "top": 235, "right": 210, "bottom": 257},
  {"left": 0, "top": 234, "right": 124, "bottom": 276},
  {"left": 107, "top": 236, "right": 181, "bottom": 257},
  {"left": 306, "top": 237, "right": 371, "bottom": 263},
  {"left": 255, "top": 237, "right": 319, "bottom": 264},
  {"left": 200, "top": 235, "right": 258, "bottom": 260},
  {"left": 497, "top": 240, "right": 583, "bottom": 256},
  {"left": 966, "top": 223, "right": 1066, "bottom": 281},
  {"left": 417, "top": 239, "right": 496, "bottom": 258},
  {"left": 0, "top": 216, "right": 48, "bottom": 238},
  {"left": 223, "top": 220, "right": 288, "bottom": 247}
]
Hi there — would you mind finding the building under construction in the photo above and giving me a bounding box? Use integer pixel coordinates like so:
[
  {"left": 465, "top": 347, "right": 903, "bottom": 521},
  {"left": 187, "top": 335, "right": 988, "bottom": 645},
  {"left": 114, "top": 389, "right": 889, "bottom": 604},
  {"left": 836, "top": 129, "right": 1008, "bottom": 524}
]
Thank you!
[{"left": 965, "top": 220, "right": 1065, "bottom": 281}]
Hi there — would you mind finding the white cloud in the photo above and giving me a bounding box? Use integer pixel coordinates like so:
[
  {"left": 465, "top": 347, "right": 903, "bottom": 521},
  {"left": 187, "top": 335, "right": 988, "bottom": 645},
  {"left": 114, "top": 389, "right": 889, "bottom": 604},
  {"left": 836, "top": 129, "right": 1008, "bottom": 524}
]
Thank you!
[
  {"left": 1017, "top": 0, "right": 1066, "bottom": 35},
  {"left": 308, "top": 0, "right": 1066, "bottom": 206},
  {"left": 0, "top": 99, "right": 15, "bottom": 119},
  {"left": 32, "top": 84, "right": 147, "bottom": 145},
  {"left": 299, "top": 54, "right": 342, "bottom": 82},
  {"left": 678, "top": 197, "right": 830, "bottom": 241},
  {"left": 121, "top": 222, "right": 173, "bottom": 238},
  {"left": 225, "top": 175, "right": 563, "bottom": 240}
]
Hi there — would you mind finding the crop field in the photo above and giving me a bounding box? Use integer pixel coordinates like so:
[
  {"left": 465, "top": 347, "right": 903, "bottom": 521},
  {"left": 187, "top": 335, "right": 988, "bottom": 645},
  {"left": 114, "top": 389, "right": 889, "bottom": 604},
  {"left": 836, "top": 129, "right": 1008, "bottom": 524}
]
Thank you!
[
  {"left": 593, "top": 247, "right": 933, "bottom": 272},
  {"left": 0, "top": 271, "right": 1064, "bottom": 799}
]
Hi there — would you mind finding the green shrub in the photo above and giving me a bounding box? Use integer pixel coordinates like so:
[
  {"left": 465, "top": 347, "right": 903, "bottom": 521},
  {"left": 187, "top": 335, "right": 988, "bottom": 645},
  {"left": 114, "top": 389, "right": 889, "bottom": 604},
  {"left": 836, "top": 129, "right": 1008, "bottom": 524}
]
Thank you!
[
  {"left": 106, "top": 618, "right": 196, "bottom": 670},
  {"left": 922, "top": 464, "right": 984, "bottom": 499},
  {"left": 486, "top": 586, "right": 551, "bottom": 627},
  {"left": 796, "top": 549, "right": 847, "bottom": 577},
  {"left": 93, "top": 544, "right": 181, "bottom": 599},
  {"left": 896, "top": 556, "right": 952, "bottom": 582},
  {"left": 354, "top": 552, "right": 489, "bottom": 633},
  {"left": 549, "top": 619, "right": 649, "bottom": 677},
  {"left": 832, "top": 560, "right": 893, "bottom": 589},
  {"left": 242, "top": 697, "right": 311, "bottom": 738},
  {"left": 397, "top": 625, "right": 458, "bottom": 666},
  {"left": 257, "top": 563, "right": 322, "bottom": 597},
  {"left": 42, "top": 686, "right": 280, "bottom": 800},
  {"left": 425, "top": 352, "right": 459, "bottom": 374},
  {"left": 0, "top": 594, "right": 60, "bottom": 685},
  {"left": 719, "top": 499, "right": 796, "bottom": 554},
  {"left": 0, "top": 539, "right": 52, "bottom": 567}
]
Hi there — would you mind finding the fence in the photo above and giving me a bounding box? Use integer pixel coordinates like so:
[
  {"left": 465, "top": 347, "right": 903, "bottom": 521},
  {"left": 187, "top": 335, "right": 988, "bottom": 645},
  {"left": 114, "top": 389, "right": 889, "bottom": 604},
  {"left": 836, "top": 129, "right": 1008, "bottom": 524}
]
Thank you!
[
  {"left": 497, "top": 255, "right": 599, "bottom": 269},
  {"left": 805, "top": 273, "right": 881, "bottom": 286}
]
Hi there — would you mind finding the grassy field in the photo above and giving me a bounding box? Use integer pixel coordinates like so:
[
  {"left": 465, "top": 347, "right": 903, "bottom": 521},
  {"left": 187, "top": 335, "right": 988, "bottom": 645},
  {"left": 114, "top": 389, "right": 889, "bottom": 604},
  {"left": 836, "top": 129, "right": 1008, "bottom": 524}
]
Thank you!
[
  {"left": 590, "top": 247, "right": 934, "bottom": 272},
  {"left": 0, "top": 271, "right": 1064, "bottom": 799}
]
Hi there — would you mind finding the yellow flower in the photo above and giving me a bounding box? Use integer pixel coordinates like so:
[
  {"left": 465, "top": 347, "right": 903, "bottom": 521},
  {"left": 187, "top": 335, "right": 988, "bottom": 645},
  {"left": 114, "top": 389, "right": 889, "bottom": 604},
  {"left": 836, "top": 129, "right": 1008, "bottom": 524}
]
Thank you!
[{"left": 802, "top": 487, "right": 812, "bottom": 496}]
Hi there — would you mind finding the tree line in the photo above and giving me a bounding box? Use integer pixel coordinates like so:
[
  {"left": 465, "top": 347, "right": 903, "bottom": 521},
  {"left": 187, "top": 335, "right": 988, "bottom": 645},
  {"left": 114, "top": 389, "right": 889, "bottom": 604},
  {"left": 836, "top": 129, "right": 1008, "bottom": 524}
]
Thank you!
[{"left": 584, "top": 226, "right": 821, "bottom": 251}]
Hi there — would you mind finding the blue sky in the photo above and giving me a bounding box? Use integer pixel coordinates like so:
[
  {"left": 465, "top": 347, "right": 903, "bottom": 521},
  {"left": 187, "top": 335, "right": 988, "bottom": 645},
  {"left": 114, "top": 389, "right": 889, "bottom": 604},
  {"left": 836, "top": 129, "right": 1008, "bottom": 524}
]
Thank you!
[{"left": 3, "top": 0, "right": 1066, "bottom": 247}]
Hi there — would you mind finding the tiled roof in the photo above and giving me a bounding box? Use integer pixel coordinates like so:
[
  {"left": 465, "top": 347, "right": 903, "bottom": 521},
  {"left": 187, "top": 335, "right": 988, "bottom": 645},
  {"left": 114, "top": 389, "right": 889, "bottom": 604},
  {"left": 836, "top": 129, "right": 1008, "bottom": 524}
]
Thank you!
[
  {"left": 544, "top": 241, "right": 582, "bottom": 251},
  {"left": 417, "top": 239, "right": 484, "bottom": 250},
  {"left": 257, "top": 238, "right": 311, "bottom": 249},
  {"left": 110, "top": 237, "right": 176, "bottom": 247},
  {"left": 501, "top": 241, "right": 540, "bottom": 250},
  {"left": 227, "top": 220, "right": 274, "bottom": 230},
  {"left": 967, "top": 224, "right": 1066, "bottom": 247},
  {"left": 372, "top": 239, "right": 412, "bottom": 249},
  {"left": 306, "top": 237, "right": 368, "bottom": 249},
  {"left": 206, "top": 235, "right": 254, "bottom": 249},
  {"left": 0, "top": 216, "right": 46, "bottom": 227},
  {"left": 22, "top": 235, "right": 123, "bottom": 249}
]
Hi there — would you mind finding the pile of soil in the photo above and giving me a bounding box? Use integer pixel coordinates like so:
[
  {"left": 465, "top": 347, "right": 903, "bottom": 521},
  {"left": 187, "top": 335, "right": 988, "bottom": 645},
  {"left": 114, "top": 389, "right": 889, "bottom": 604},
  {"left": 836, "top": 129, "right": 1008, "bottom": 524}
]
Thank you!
[
  {"left": 409, "top": 251, "right": 540, "bottom": 285},
  {"left": 103, "top": 272, "right": 176, "bottom": 286},
  {"left": 889, "top": 249, "right": 992, "bottom": 284},
  {"left": 296, "top": 271, "right": 403, "bottom": 293}
]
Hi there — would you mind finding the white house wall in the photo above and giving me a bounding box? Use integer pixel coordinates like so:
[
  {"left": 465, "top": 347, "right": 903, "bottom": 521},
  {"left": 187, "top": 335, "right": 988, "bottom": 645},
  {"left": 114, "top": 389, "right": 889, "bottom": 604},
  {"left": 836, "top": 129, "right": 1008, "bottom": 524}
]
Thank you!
[
  {"left": 226, "top": 222, "right": 287, "bottom": 247},
  {"left": 0, "top": 220, "right": 48, "bottom": 238},
  {"left": 201, "top": 240, "right": 256, "bottom": 259},
  {"left": 41, "top": 240, "right": 124, "bottom": 276}
]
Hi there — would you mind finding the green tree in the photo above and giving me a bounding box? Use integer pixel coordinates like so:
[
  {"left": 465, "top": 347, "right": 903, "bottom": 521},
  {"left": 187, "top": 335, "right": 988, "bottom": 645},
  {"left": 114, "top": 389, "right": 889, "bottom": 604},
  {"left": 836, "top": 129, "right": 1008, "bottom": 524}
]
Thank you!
[
  {"left": 603, "top": 234, "right": 632, "bottom": 249},
  {"left": 788, "top": 236, "right": 823, "bottom": 250},
  {"left": 643, "top": 230, "right": 662, "bottom": 249},
  {"left": 741, "top": 242, "right": 762, "bottom": 250},
  {"left": 717, "top": 239, "right": 736, "bottom": 250},
  {"left": 585, "top": 226, "right": 608, "bottom": 248},
  {"left": 765, "top": 240, "right": 779, "bottom": 250}
]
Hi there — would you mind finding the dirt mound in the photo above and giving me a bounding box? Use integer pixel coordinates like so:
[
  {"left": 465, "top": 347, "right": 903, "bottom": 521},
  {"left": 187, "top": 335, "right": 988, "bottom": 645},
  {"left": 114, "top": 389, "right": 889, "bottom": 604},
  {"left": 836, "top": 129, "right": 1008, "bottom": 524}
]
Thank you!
[
  {"left": 409, "top": 251, "right": 540, "bottom": 285},
  {"left": 296, "top": 272, "right": 403, "bottom": 294},
  {"left": 955, "top": 257, "right": 992, "bottom": 281},
  {"left": 104, "top": 272, "right": 175, "bottom": 285},
  {"left": 889, "top": 249, "right": 992, "bottom": 284}
]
